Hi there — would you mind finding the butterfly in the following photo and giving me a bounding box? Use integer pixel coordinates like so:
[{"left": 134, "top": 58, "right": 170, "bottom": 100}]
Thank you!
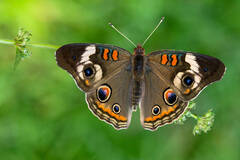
[{"left": 55, "top": 18, "right": 225, "bottom": 130}]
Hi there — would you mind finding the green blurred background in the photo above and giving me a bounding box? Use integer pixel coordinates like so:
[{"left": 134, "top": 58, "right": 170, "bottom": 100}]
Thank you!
[{"left": 0, "top": 0, "right": 239, "bottom": 159}]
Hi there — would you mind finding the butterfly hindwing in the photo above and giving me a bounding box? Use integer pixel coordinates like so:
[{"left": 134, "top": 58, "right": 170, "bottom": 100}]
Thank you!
[
  {"left": 86, "top": 66, "right": 133, "bottom": 129},
  {"left": 141, "top": 68, "right": 189, "bottom": 130}
]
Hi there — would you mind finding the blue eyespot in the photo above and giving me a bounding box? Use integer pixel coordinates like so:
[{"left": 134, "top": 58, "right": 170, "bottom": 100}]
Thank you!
[
  {"left": 203, "top": 67, "right": 208, "bottom": 72},
  {"left": 84, "top": 67, "right": 93, "bottom": 77},
  {"left": 98, "top": 89, "right": 106, "bottom": 101},
  {"left": 152, "top": 105, "right": 161, "bottom": 115},
  {"left": 97, "top": 85, "right": 111, "bottom": 102},
  {"left": 112, "top": 104, "right": 121, "bottom": 114},
  {"left": 167, "top": 92, "right": 177, "bottom": 104},
  {"left": 72, "top": 55, "right": 77, "bottom": 61},
  {"left": 183, "top": 76, "right": 194, "bottom": 86},
  {"left": 164, "top": 88, "right": 178, "bottom": 105}
]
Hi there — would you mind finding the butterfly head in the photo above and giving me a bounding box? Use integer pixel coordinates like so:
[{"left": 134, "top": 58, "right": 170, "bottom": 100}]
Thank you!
[{"left": 134, "top": 44, "right": 145, "bottom": 55}]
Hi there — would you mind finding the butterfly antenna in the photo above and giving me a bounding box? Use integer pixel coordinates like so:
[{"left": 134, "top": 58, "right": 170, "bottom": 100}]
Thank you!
[
  {"left": 109, "top": 22, "right": 137, "bottom": 47},
  {"left": 142, "top": 17, "right": 165, "bottom": 47}
]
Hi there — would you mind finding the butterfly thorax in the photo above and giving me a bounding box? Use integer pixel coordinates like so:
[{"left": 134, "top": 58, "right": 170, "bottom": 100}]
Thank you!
[
  {"left": 131, "top": 45, "right": 146, "bottom": 107},
  {"left": 134, "top": 44, "right": 145, "bottom": 55}
]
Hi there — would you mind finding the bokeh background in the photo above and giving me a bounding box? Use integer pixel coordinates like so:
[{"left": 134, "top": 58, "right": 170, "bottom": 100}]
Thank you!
[{"left": 0, "top": 0, "right": 239, "bottom": 159}]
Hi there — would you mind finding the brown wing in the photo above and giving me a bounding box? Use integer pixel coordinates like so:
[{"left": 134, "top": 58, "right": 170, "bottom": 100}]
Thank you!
[
  {"left": 147, "top": 50, "right": 225, "bottom": 101},
  {"left": 56, "top": 43, "right": 134, "bottom": 129},
  {"left": 56, "top": 43, "right": 131, "bottom": 92},
  {"left": 140, "top": 50, "right": 225, "bottom": 130},
  {"left": 86, "top": 65, "right": 134, "bottom": 129},
  {"left": 141, "top": 68, "right": 188, "bottom": 130}
]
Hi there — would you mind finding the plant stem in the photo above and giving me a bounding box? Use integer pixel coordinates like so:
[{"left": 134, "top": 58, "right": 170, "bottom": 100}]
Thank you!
[
  {"left": 189, "top": 113, "right": 198, "bottom": 120},
  {"left": 29, "top": 43, "right": 59, "bottom": 49},
  {"left": 0, "top": 39, "right": 59, "bottom": 49},
  {"left": 0, "top": 39, "right": 14, "bottom": 45}
]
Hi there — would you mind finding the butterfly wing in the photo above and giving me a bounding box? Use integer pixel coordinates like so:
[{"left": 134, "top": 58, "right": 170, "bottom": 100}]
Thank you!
[
  {"left": 86, "top": 66, "right": 133, "bottom": 129},
  {"left": 141, "top": 68, "right": 189, "bottom": 130},
  {"left": 140, "top": 50, "right": 225, "bottom": 130},
  {"left": 56, "top": 43, "right": 131, "bottom": 92},
  {"left": 56, "top": 43, "right": 133, "bottom": 129},
  {"left": 147, "top": 50, "right": 225, "bottom": 101}
]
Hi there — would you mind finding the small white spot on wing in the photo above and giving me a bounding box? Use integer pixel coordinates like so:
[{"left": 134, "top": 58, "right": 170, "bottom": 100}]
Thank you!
[
  {"left": 190, "top": 65, "right": 200, "bottom": 74},
  {"left": 79, "top": 72, "right": 84, "bottom": 80},
  {"left": 94, "top": 64, "right": 103, "bottom": 82},
  {"left": 185, "top": 53, "right": 200, "bottom": 74},
  {"left": 80, "top": 45, "right": 96, "bottom": 63},
  {"left": 193, "top": 74, "right": 201, "bottom": 83},
  {"left": 173, "top": 72, "right": 184, "bottom": 88},
  {"left": 77, "top": 65, "right": 83, "bottom": 73},
  {"left": 84, "top": 61, "right": 93, "bottom": 65},
  {"left": 76, "top": 65, "right": 84, "bottom": 80},
  {"left": 185, "top": 53, "right": 196, "bottom": 60}
]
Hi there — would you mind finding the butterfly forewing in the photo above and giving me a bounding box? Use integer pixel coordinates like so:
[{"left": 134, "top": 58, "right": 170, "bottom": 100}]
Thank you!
[{"left": 56, "top": 43, "right": 131, "bottom": 92}]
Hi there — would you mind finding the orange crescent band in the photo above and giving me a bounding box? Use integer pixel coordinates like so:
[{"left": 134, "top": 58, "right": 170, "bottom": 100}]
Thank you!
[
  {"left": 144, "top": 104, "right": 178, "bottom": 122},
  {"left": 96, "top": 101, "right": 127, "bottom": 121}
]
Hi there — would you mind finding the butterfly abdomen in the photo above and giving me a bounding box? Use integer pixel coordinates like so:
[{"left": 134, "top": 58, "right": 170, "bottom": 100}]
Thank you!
[{"left": 132, "top": 80, "right": 143, "bottom": 107}]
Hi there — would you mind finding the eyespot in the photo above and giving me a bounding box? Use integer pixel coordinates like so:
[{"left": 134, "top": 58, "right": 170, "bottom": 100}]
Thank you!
[
  {"left": 84, "top": 67, "right": 94, "bottom": 77},
  {"left": 96, "top": 84, "right": 112, "bottom": 103},
  {"left": 182, "top": 75, "right": 194, "bottom": 87},
  {"left": 72, "top": 55, "right": 77, "bottom": 61},
  {"left": 163, "top": 88, "right": 178, "bottom": 106},
  {"left": 152, "top": 105, "right": 161, "bottom": 115},
  {"left": 83, "top": 66, "right": 95, "bottom": 78},
  {"left": 112, "top": 103, "right": 121, "bottom": 114},
  {"left": 203, "top": 67, "right": 208, "bottom": 72}
]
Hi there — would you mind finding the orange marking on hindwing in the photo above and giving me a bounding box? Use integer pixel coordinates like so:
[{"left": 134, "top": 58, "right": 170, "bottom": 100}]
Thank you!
[
  {"left": 184, "top": 89, "right": 191, "bottom": 94},
  {"left": 171, "top": 54, "right": 177, "bottom": 66},
  {"left": 173, "top": 104, "right": 178, "bottom": 109},
  {"left": 144, "top": 104, "right": 178, "bottom": 122},
  {"left": 161, "top": 54, "right": 168, "bottom": 65},
  {"left": 96, "top": 101, "right": 127, "bottom": 121},
  {"left": 103, "top": 49, "right": 109, "bottom": 60},
  {"left": 85, "top": 80, "right": 90, "bottom": 86},
  {"left": 112, "top": 50, "right": 118, "bottom": 61}
]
